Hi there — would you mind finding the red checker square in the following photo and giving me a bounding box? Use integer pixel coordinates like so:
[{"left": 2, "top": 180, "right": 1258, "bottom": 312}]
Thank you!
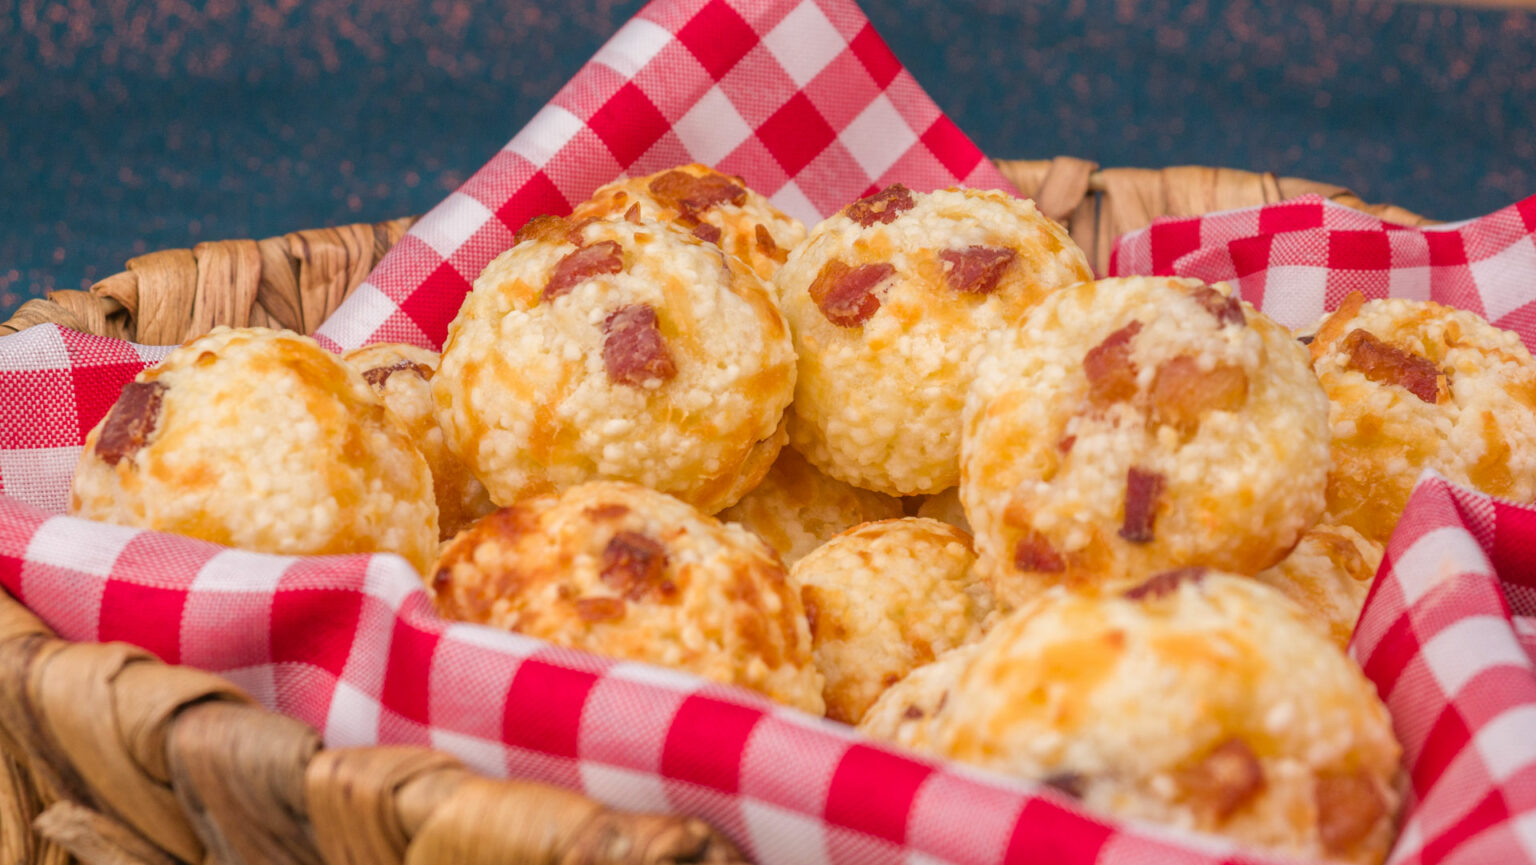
[
  {"left": 676, "top": 0, "right": 758, "bottom": 79},
  {"left": 1328, "top": 230, "right": 1393, "bottom": 271},
  {"left": 823, "top": 744, "right": 933, "bottom": 845},
  {"left": 1492, "top": 498, "right": 1536, "bottom": 584},
  {"left": 660, "top": 694, "right": 764, "bottom": 793},
  {"left": 69, "top": 362, "right": 154, "bottom": 444},
  {"left": 1360, "top": 614, "right": 1416, "bottom": 708},
  {"left": 631, "top": 45, "right": 711, "bottom": 123},
  {"left": 756, "top": 92, "right": 838, "bottom": 177},
  {"left": 458, "top": 151, "right": 537, "bottom": 214},
  {"left": 737, "top": 714, "right": 848, "bottom": 813},
  {"left": 399, "top": 262, "right": 474, "bottom": 348},
  {"left": 630, "top": 130, "right": 694, "bottom": 177},
  {"left": 1148, "top": 218, "right": 1203, "bottom": 276},
  {"left": 795, "top": 143, "right": 873, "bottom": 215},
  {"left": 0, "top": 554, "right": 22, "bottom": 597},
  {"left": 1426, "top": 230, "right": 1469, "bottom": 267},
  {"left": 825, "top": 825, "right": 904, "bottom": 865},
  {"left": 1517, "top": 194, "right": 1536, "bottom": 232},
  {"left": 270, "top": 588, "right": 365, "bottom": 675},
  {"left": 1258, "top": 200, "right": 1325, "bottom": 235},
  {"left": 1419, "top": 789, "right": 1512, "bottom": 864},
  {"left": 495, "top": 171, "right": 572, "bottom": 234},
  {"left": 504, "top": 659, "right": 598, "bottom": 759},
  {"left": 379, "top": 618, "right": 441, "bottom": 726},
  {"left": 715, "top": 136, "right": 791, "bottom": 198},
  {"left": 98, "top": 580, "right": 188, "bottom": 663},
  {"left": 1003, "top": 797, "right": 1113, "bottom": 865},
  {"left": 849, "top": 23, "right": 902, "bottom": 89},
  {"left": 587, "top": 82, "right": 672, "bottom": 169},
  {"left": 1229, "top": 234, "right": 1275, "bottom": 279},
  {"left": 1412, "top": 706, "right": 1472, "bottom": 795},
  {"left": 918, "top": 114, "right": 985, "bottom": 183},
  {"left": 717, "top": 46, "right": 801, "bottom": 128},
  {"left": 801, "top": 51, "right": 879, "bottom": 131},
  {"left": 0, "top": 369, "right": 82, "bottom": 449}
]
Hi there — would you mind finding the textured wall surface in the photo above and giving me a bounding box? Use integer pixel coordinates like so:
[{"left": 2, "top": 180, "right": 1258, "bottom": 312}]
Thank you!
[{"left": 3, "top": 0, "right": 1534, "bottom": 316}]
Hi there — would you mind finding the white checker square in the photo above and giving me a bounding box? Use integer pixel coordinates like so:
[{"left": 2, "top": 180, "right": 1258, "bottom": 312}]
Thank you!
[
  {"left": 904, "top": 854, "right": 954, "bottom": 865},
  {"left": 1473, "top": 705, "right": 1536, "bottom": 782},
  {"left": 431, "top": 728, "right": 510, "bottom": 779},
  {"left": 1515, "top": 811, "right": 1536, "bottom": 862},
  {"left": 768, "top": 180, "right": 820, "bottom": 226},
  {"left": 362, "top": 554, "right": 426, "bottom": 612},
  {"left": 505, "top": 104, "right": 586, "bottom": 168},
  {"left": 188, "top": 548, "right": 297, "bottom": 593},
  {"left": 0, "top": 323, "right": 70, "bottom": 372},
  {"left": 740, "top": 799, "right": 832, "bottom": 865},
  {"left": 580, "top": 763, "right": 671, "bottom": 813},
  {"left": 441, "top": 620, "right": 549, "bottom": 658},
  {"left": 675, "top": 85, "right": 755, "bottom": 168},
  {"left": 132, "top": 342, "right": 176, "bottom": 366},
  {"left": 25, "top": 515, "right": 142, "bottom": 575},
  {"left": 1257, "top": 265, "right": 1329, "bottom": 330},
  {"left": 605, "top": 659, "right": 707, "bottom": 693},
  {"left": 1388, "top": 264, "right": 1432, "bottom": 301},
  {"left": 323, "top": 681, "right": 382, "bottom": 748},
  {"left": 0, "top": 445, "right": 82, "bottom": 515},
  {"left": 1470, "top": 236, "right": 1536, "bottom": 322},
  {"left": 591, "top": 17, "right": 674, "bottom": 79},
  {"left": 1422, "top": 615, "right": 1532, "bottom": 696},
  {"left": 839, "top": 94, "right": 917, "bottom": 181},
  {"left": 411, "top": 192, "right": 495, "bottom": 260},
  {"left": 314, "top": 282, "right": 400, "bottom": 352},
  {"left": 762, "top": 1, "right": 847, "bottom": 87},
  {"left": 1393, "top": 525, "right": 1492, "bottom": 607}
]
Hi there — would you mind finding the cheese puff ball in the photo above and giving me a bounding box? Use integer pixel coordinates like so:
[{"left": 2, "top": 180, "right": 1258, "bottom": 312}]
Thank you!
[
  {"left": 570, "top": 164, "right": 806, "bottom": 283},
  {"left": 916, "top": 486, "right": 970, "bottom": 534},
  {"left": 71, "top": 327, "right": 438, "bottom": 573},
  {"left": 961, "top": 277, "right": 1330, "bottom": 608},
  {"left": 716, "top": 445, "right": 903, "bottom": 566},
  {"left": 435, "top": 213, "right": 795, "bottom": 514},
  {"left": 430, "top": 482, "right": 824, "bottom": 713},
  {"left": 1310, "top": 293, "right": 1536, "bottom": 544},
  {"left": 343, "top": 344, "right": 494, "bottom": 540},
  {"left": 776, "top": 185, "right": 1093, "bottom": 496},
  {"left": 789, "top": 518, "right": 996, "bottom": 724},
  {"left": 1255, "top": 523, "right": 1383, "bottom": 649},
  {"left": 925, "top": 572, "right": 1403, "bottom": 865},
  {"left": 857, "top": 643, "right": 980, "bottom": 753}
]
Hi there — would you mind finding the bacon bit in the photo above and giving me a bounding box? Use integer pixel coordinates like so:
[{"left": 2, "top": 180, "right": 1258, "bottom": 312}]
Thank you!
[
  {"left": 96, "top": 381, "right": 168, "bottom": 466},
  {"left": 939, "top": 246, "right": 1017, "bottom": 295},
  {"left": 845, "top": 184, "right": 915, "bottom": 227},
  {"left": 361, "top": 359, "right": 432, "bottom": 389},
  {"left": 1315, "top": 771, "right": 1387, "bottom": 854},
  {"left": 600, "top": 531, "right": 671, "bottom": 601},
  {"left": 755, "top": 224, "right": 787, "bottom": 263},
  {"left": 515, "top": 214, "right": 570, "bottom": 244},
  {"left": 602, "top": 304, "right": 678, "bottom": 386},
  {"left": 1311, "top": 290, "right": 1366, "bottom": 361},
  {"left": 1057, "top": 435, "right": 1076, "bottom": 453},
  {"left": 1124, "top": 567, "right": 1208, "bottom": 600},
  {"left": 585, "top": 503, "right": 631, "bottom": 521},
  {"left": 1176, "top": 739, "right": 1265, "bottom": 822},
  {"left": 1151, "top": 356, "right": 1249, "bottom": 436},
  {"left": 623, "top": 203, "right": 642, "bottom": 224},
  {"left": 543, "top": 241, "right": 624, "bottom": 302},
  {"left": 565, "top": 217, "right": 600, "bottom": 247},
  {"left": 692, "top": 222, "right": 722, "bottom": 244},
  {"left": 1191, "top": 285, "right": 1246, "bottom": 326},
  {"left": 1042, "top": 773, "right": 1086, "bottom": 800},
  {"left": 575, "top": 597, "right": 627, "bottom": 622},
  {"left": 808, "top": 260, "right": 892, "bottom": 327},
  {"left": 903, "top": 705, "right": 925, "bottom": 720},
  {"left": 648, "top": 170, "right": 746, "bottom": 219},
  {"left": 1084, "top": 321, "right": 1143, "bottom": 405},
  {"left": 1297, "top": 334, "right": 1314, "bottom": 345},
  {"left": 1013, "top": 531, "right": 1065, "bottom": 573},
  {"left": 1119, "top": 467, "right": 1165, "bottom": 543},
  {"left": 1342, "top": 329, "right": 1446, "bottom": 403},
  {"left": 431, "top": 568, "right": 452, "bottom": 591}
]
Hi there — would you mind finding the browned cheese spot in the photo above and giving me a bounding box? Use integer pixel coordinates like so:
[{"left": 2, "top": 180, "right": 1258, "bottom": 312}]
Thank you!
[
  {"left": 844, "top": 183, "right": 916, "bottom": 227},
  {"left": 1151, "top": 356, "right": 1249, "bottom": 437},
  {"left": 1342, "top": 328, "right": 1447, "bottom": 403},
  {"left": 755, "top": 224, "right": 788, "bottom": 263},
  {"left": 96, "top": 381, "right": 169, "bottom": 467},
  {"left": 1013, "top": 531, "right": 1066, "bottom": 573},
  {"left": 624, "top": 203, "right": 643, "bottom": 224},
  {"left": 1119, "top": 467, "right": 1166, "bottom": 543},
  {"left": 602, "top": 304, "right": 678, "bottom": 387},
  {"left": 939, "top": 246, "right": 1017, "bottom": 295},
  {"left": 692, "top": 222, "right": 723, "bottom": 244},
  {"left": 542, "top": 241, "right": 624, "bottom": 303},
  {"left": 600, "top": 530, "right": 673, "bottom": 601},
  {"left": 515, "top": 214, "right": 571, "bottom": 244},
  {"left": 1123, "top": 567, "right": 1208, "bottom": 600},
  {"left": 1084, "top": 321, "right": 1144, "bottom": 406},
  {"left": 1315, "top": 770, "right": 1388, "bottom": 855},
  {"left": 575, "top": 596, "right": 627, "bottom": 623},
  {"left": 808, "top": 260, "right": 892, "bottom": 327},
  {"left": 1176, "top": 739, "right": 1266, "bottom": 822},
  {"left": 362, "top": 359, "right": 432, "bottom": 389}
]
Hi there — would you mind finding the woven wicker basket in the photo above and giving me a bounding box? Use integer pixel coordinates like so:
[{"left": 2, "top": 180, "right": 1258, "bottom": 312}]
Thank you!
[{"left": 0, "top": 157, "right": 1433, "bottom": 865}]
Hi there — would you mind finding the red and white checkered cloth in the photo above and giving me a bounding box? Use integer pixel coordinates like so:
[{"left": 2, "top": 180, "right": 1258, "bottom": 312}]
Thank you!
[{"left": 1, "top": 0, "right": 1535, "bottom": 861}]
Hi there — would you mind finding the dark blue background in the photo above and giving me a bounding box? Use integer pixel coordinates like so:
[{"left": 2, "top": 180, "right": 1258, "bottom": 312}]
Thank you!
[{"left": 4, "top": 0, "right": 1534, "bottom": 317}]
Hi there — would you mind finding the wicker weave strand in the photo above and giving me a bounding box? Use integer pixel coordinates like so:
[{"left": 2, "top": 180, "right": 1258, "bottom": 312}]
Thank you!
[{"left": 0, "top": 159, "right": 1430, "bottom": 346}]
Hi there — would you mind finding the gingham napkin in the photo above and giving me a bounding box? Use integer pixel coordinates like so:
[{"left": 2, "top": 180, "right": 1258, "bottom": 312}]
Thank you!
[{"left": 1, "top": 0, "right": 1535, "bottom": 862}]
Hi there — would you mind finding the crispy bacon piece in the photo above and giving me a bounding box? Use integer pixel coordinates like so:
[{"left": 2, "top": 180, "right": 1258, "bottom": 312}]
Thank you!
[
  {"left": 1013, "top": 531, "right": 1065, "bottom": 573},
  {"left": 844, "top": 184, "right": 915, "bottom": 227},
  {"left": 575, "top": 597, "right": 627, "bottom": 622},
  {"left": 1176, "top": 739, "right": 1265, "bottom": 821},
  {"left": 1042, "top": 773, "right": 1086, "bottom": 800},
  {"left": 1315, "top": 771, "right": 1388, "bottom": 855},
  {"left": 1151, "top": 356, "right": 1249, "bottom": 436},
  {"left": 543, "top": 241, "right": 624, "bottom": 303},
  {"left": 808, "top": 260, "right": 892, "bottom": 327},
  {"left": 96, "top": 381, "right": 168, "bottom": 466},
  {"left": 1342, "top": 328, "right": 1446, "bottom": 403},
  {"left": 1057, "top": 435, "right": 1077, "bottom": 453},
  {"left": 1191, "top": 285, "right": 1246, "bottom": 326},
  {"left": 648, "top": 170, "right": 747, "bottom": 219},
  {"left": 602, "top": 304, "right": 678, "bottom": 386},
  {"left": 692, "top": 222, "right": 722, "bottom": 244},
  {"left": 600, "top": 531, "right": 673, "bottom": 601},
  {"left": 1124, "top": 567, "right": 1208, "bottom": 600},
  {"left": 623, "top": 203, "right": 643, "bottom": 224},
  {"left": 1119, "top": 467, "right": 1165, "bottom": 543},
  {"left": 515, "top": 214, "right": 570, "bottom": 244},
  {"left": 1084, "top": 321, "right": 1143, "bottom": 405},
  {"left": 939, "top": 246, "right": 1017, "bottom": 295},
  {"left": 361, "top": 359, "right": 432, "bottom": 389},
  {"left": 755, "top": 224, "right": 787, "bottom": 264}
]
